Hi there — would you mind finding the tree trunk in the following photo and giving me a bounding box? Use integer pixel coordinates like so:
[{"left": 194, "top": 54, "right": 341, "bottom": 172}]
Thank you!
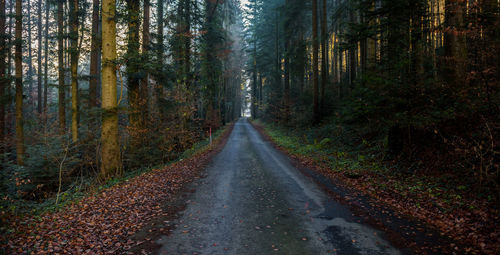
[
  {"left": 43, "top": 0, "right": 48, "bottom": 115},
  {"left": 126, "top": 0, "right": 141, "bottom": 140},
  {"left": 320, "top": 0, "right": 327, "bottom": 110},
  {"left": 7, "top": 0, "right": 12, "bottom": 76},
  {"left": 89, "top": 0, "right": 100, "bottom": 111},
  {"left": 349, "top": 9, "right": 356, "bottom": 93},
  {"left": 283, "top": 1, "right": 290, "bottom": 123},
  {"left": 15, "top": 0, "right": 24, "bottom": 165},
  {"left": 183, "top": 0, "right": 191, "bottom": 90},
  {"left": 444, "top": 0, "right": 466, "bottom": 87},
  {"left": 100, "top": 0, "right": 121, "bottom": 181},
  {"left": 252, "top": 0, "right": 257, "bottom": 119},
  {"left": 70, "top": 0, "right": 79, "bottom": 142},
  {"left": 0, "top": 0, "right": 5, "bottom": 150},
  {"left": 27, "top": 0, "right": 34, "bottom": 109},
  {"left": 156, "top": 0, "right": 164, "bottom": 110},
  {"left": 312, "top": 0, "right": 320, "bottom": 123},
  {"left": 58, "top": 0, "right": 65, "bottom": 132},
  {"left": 141, "top": 0, "right": 150, "bottom": 126},
  {"left": 37, "top": 0, "right": 42, "bottom": 114}
]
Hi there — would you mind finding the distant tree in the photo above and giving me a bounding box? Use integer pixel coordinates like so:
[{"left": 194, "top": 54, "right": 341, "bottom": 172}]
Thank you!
[
  {"left": 37, "top": 0, "right": 42, "bottom": 114},
  {"left": 70, "top": 0, "right": 79, "bottom": 142},
  {"left": 15, "top": 0, "right": 24, "bottom": 165},
  {"left": 89, "top": 0, "right": 100, "bottom": 111},
  {"left": 0, "top": 0, "right": 5, "bottom": 151},
  {"left": 57, "top": 0, "right": 65, "bottom": 132},
  {"left": 312, "top": 0, "right": 319, "bottom": 123},
  {"left": 126, "top": 0, "right": 143, "bottom": 144},
  {"left": 141, "top": 0, "right": 150, "bottom": 125}
]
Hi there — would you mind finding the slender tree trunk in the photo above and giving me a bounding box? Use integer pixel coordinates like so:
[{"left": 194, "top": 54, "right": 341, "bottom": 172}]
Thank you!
[
  {"left": 298, "top": 30, "right": 305, "bottom": 93},
  {"left": 89, "top": 0, "right": 100, "bottom": 111},
  {"left": 312, "top": 0, "right": 320, "bottom": 123},
  {"left": 27, "top": 0, "right": 34, "bottom": 109},
  {"left": 283, "top": 1, "right": 290, "bottom": 122},
  {"left": 320, "top": 0, "right": 327, "bottom": 109},
  {"left": 0, "top": 0, "right": 5, "bottom": 149},
  {"left": 100, "top": 0, "right": 121, "bottom": 181},
  {"left": 156, "top": 0, "right": 164, "bottom": 117},
  {"left": 183, "top": 0, "right": 191, "bottom": 90},
  {"left": 7, "top": 0, "right": 12, "bottom": 76},
  {"left": 349, "top": 9, "right": 356, "bottom": 93},
  {"left": 70, "top": 0, "right": 79, "bottom": 142},
  {"left": 43, "top": 0, "right": 48, "bottom": 115},
  {"left": 141, "top": 0, "right": 150, "bottom": 126},
  {"left": 37, "top": 0, "right": 42, "bottom": 114},
  {"left": 444, "top": 0, "right": 466, "bottom": 87},
  {"left": 126, "top": 0, "right": 141, "bottom": 142},
  {"left": 15, "top": 0, "right": 24, "bottom": 165},
  {"left": 58, "top": 0, "right": 65, "bottom": 132},
  {"left": 252, "top": 0, "right": 257, "bottom": 119}
]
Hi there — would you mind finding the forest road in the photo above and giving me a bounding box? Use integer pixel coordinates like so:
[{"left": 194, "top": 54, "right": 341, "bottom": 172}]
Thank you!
[{"left": 155, "top": 118, "right": 405, "bottom": 255}]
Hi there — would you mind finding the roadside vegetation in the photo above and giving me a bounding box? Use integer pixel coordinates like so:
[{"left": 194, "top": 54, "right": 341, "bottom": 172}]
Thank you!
[{"left": 253, "top": 119, "right": 498, "bottom": 254}]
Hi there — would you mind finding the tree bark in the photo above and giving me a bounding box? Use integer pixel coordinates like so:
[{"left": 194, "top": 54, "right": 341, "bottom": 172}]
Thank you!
[
  {"left": 70, "top": 0, "right": 79, "bottom": 142},
  {"left": 320, "top": 0, "right": 327, "bottom": 110},
  {"left": 58, "top": 0, "right": 65, "bottom": 132},
  {"left": 126, "top": 0, "right": 141, "bottom": 138},
  {"left": 43, "top": 0, "right": 48, "bottom": 115},
  {"left": 15, "top": 0, "right": 24, "bottom": 165},
  {"left": 444, "top": 0, "right": 466, "bottom": 87},
  {"left": 141, "top": 0, "right": 150, "bottom": 126},
  {"left": 252, "top": 0, "right": 257, "bottom": 119},
  {"left": 312, "top": 0, "right": 320, "bottom": 123},
  {"left": 100, "top": 0, "right": 121, "bottom": 181},
  {"left": 283, "top": 1, "right": 290, "bottom": 123},
  {"left": 27, "top": 0, "right": 34, "bottom": 109},
  {"left": 89, "top": 0, "right": 100, "bottom": 111},
  {"left": 349, "top": 9, "right": 356, "bottom": 93},
  {"left": 37, "top": 0, "right": 42, "bottom": 114},
  {"left": 155, "top": 0, "right": 164, "bottom": 116},
  {"left": 0, "top": 0, "right": 5, "bottom": 149}
]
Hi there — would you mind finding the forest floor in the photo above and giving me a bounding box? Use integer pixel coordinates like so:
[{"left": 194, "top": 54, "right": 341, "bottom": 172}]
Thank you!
[
  {"left": 251, "top": 120, "right": 499, "bottom": 255},
  {"left": 0, "top": 123, "right": 234, "bottom": 254}
]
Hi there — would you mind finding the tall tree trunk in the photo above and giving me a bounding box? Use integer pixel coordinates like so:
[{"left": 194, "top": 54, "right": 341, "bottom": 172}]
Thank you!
[
  {"left": 15, "top": 0, "right": 24, "bottom": 165},
  {"left": 7, "top": 0, "right": 12, "bottom": 76},
  {"left": 69, "top": 0, "right": 79, "bottom": 142},
  {"left": 58, "top": 0, "right": 65, "bottom": 132},
  {"left": 349, "top": 9, "right": 356, "bottom": 93},
  {"left": 444, "top": 0, "right": 466, "bottom": 87},
  {"left": 283, "top": 1, "right": 290, "bottom": 122},
  {"left": 0, "top": 0, "right": 5, "bottom": 150},
  {"left": 252, "top": 0, "right": 257, "bottom": 119},
  {"left": 37, "top": 0, "right": 42, "bottom": 114},
  {"left": 89, "top": 0, "right": 100, "bottom": 111},
  {"left": 27, "top": 0, "right": 34, "bottom": 109},
  {"left": 320, "top": 0, "right": 327, "bottom": 110},
  {"left": 155, "top": 0, "right": 164, "bottom": 117},
  {"left": 100, "top": 0, "right": 121, "bottom": 181},
  {"left": 141, "top": 0, "right": 150, "bottom": 126},
  {"left": 126, "top": 0, "right": 141, "bottom": 141},
  {"left": 43, "top": 0, "right": 48, "bottom": 115},
  {"left": 183, "top": 0, "right": 191, "bottom": 90},
  {"left": 312, "top": 0, "right": 320, "bottom": 123}
]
